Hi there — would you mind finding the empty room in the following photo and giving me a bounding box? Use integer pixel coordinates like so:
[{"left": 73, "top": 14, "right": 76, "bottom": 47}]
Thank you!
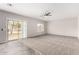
[{"left": 0, "top": 3, "right": 78, "bottom": 55}]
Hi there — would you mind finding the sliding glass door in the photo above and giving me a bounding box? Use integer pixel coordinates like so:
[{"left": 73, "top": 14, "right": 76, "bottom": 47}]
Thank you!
[{"left": 8, "top": 20, "right": 27, "bottom": 40}]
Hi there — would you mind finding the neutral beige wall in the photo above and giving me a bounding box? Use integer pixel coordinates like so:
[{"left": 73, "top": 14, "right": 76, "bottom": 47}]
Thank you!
[
  {"left": 27, "top": 18, "right": 47, "bottom": 37},
  {"left": 0, "top": 10, "right": 46, "bottom": 42},
  {"left": 47, "top": 17, "right": 78, "bottom": 37},
  {"left": 78, "top": 16, "right": 79, "bottom": 38}
]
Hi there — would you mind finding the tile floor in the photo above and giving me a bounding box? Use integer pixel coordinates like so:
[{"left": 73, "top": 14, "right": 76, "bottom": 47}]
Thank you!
[
  {"left": 21, "top": 35, "right": 78, "bottom": 55},
  {"left": 0, "top": 40, "right": 40, "bottom": 55},
  {"left": 0, "top": 35, "right": 78, "bottom": 55}
]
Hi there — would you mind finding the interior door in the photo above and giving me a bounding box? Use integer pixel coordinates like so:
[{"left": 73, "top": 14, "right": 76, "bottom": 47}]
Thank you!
[{"left": 0, "top": 16, "right": 7, "bottom": 43}]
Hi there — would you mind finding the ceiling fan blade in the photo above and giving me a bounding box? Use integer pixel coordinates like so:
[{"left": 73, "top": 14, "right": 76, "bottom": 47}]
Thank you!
[{"left": 40, "top": 9, "right": 55, "bottom": 17}]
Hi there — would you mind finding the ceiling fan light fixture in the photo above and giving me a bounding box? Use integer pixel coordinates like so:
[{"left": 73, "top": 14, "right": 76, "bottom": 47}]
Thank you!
[
  {"left": 7, "top": 3, "right": 13, "bottom": 7},
  {"left": 40, "top": 9, "right": 55, "bottom": 17}
]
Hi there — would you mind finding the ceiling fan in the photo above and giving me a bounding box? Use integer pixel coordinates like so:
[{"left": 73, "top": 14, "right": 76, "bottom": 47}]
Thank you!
[
  {"left": 7, "top": 3, "right": 13, "bottom": 7},
  {"left": 40, "top": 9, "right": 55, "bottom": 17}
]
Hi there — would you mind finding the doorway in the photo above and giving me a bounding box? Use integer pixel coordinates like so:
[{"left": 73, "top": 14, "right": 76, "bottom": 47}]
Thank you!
[{"left": 8, "top": 20, "right": 27, "bottom": 40}]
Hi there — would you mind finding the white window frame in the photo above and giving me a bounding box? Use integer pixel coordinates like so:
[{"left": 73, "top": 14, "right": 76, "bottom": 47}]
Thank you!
[{"left": 37, "top": 24, "right": 44, "bottom": 32}]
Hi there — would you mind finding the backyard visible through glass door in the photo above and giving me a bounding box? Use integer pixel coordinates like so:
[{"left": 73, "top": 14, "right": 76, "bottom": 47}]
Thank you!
[{"left": 8, "top": 20, "right": 27, "bottom": 40}]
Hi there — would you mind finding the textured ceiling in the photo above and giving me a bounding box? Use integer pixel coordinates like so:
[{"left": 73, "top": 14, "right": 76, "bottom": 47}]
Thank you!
[{"left": 0, "top": 3, "right": 79, "bottom": 21}]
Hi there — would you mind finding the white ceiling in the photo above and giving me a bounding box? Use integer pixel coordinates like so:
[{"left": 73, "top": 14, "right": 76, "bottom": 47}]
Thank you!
[{"left": 0, "top": 3, "right": 79, "bottom": 21}]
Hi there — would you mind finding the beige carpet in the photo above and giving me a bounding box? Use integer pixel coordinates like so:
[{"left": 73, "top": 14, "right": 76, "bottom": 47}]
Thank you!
[{"left": 20, "top": 35, "right": 79, "bottom": 55}]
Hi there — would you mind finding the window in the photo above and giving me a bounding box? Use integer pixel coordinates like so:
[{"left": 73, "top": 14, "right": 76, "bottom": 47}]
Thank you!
[{"left": 37, "top": 24, "right": 44, "bottom": 32}]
